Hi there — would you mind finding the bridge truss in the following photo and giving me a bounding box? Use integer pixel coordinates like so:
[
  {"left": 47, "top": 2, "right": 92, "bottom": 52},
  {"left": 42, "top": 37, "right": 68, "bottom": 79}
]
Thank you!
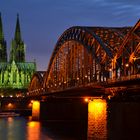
[{"left": 28, "top": 20, "right": 140, "bottom": 95}]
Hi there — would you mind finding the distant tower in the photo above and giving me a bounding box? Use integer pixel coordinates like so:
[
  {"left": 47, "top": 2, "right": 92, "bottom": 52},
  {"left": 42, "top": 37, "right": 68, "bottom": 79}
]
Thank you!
[
  {"left": 0, "top": 13, "right": 7, "bottom": 62},
  {"left": 10, "top": 14, "right": 25, "bottom": 62}
]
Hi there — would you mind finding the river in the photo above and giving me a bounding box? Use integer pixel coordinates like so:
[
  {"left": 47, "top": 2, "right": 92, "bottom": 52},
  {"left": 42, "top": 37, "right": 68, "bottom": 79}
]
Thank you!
[{"left": 0, "top": 99, "right": 140, "bottom": 140}]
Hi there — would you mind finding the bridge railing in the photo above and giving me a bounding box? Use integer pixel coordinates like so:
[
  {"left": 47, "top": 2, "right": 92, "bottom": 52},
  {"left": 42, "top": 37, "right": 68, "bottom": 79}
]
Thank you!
[{"left": 107, "top": 74, "right": 140, "bottom": 83}]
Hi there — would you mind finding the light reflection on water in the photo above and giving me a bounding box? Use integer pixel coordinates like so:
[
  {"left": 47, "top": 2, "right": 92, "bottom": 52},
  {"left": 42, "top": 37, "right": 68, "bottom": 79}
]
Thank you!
[
  {"left": 88, "top": 99, "right": 107, "bottom": 140},
  {"left": 0, "top": 117, "right": 54, "bottom": 140},
  {"left": 0, "top": 117, "right": 79, "bottom": 140},
  {"left": 1, "top": 100, "right": 140, "bottom": 140},
  {"left": 27, "top": 121, "right": 54, "bottom": 140},
  {"left": 27, "top": 121, "right": 41, "bottom": 140}
]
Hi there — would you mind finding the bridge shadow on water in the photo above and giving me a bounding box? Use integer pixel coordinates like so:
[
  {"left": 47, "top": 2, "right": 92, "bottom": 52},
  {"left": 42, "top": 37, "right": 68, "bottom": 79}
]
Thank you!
[
  {"left": 107, "top": 100, "right": 140, "bottom": 140},
  {"left": 40, "top": 99, "right": 140, "bottom": 140},
  {"left": 41, "top": 120, "right": 87, "bottom": 140}
]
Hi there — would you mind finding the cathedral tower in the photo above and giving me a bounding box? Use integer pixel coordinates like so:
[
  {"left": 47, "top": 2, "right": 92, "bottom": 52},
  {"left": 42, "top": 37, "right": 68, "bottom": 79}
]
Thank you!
[
  {"left": 0, "top": 13, "right": 7, "bottom": 62},
  {"left": 0, "top": 13, "right": 36, "bottom": 93},
  {"left": 10, "top": 14, "right": 25, "bottom": 62}
]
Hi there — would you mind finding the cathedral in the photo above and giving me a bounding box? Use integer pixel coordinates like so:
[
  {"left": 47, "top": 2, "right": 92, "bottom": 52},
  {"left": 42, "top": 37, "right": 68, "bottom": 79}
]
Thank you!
[{"left": 0, "top": 14, "right": 36, "bottom": 96}]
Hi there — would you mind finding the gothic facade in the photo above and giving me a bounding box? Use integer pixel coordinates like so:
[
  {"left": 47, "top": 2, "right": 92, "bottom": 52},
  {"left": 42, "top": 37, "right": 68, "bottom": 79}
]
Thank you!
[{"left": 0, "top": 14, "right": 36, "bottom": 91}]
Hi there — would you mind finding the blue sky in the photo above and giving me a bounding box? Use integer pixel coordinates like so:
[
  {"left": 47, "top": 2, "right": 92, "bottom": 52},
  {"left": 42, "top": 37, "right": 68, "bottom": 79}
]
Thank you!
[{"left": 0, "top": 0, "right": 140, "bottom": 71}]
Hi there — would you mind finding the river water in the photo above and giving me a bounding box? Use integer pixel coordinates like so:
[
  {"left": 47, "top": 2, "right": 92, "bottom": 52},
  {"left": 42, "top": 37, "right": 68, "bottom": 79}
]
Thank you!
[{"left": 0, "top": 99, "right": 140, "bottom": 140}]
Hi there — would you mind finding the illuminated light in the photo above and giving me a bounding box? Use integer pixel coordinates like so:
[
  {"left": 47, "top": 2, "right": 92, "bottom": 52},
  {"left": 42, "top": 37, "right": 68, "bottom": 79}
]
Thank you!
[
  {"left": 88, "top": 99, "right": 107, "bottom": 139},
  {"left": 88, "top": 99, "right": 106, "bottom": 113},
  {"left": 133, "top": 57, "right": 140, "bottom": 61},
  {"left": 10, "top": 95, "right": 13, "bottom": 98},
  {"left": 1, "top": 95, "right": 4, "bottom": 98},
  {"left": 109, "top": 68, "right": 112, "bottom": 71},
  {"left": 108, "top": 95, "right": 112, "bottom": 100},
  {"left": 64, "top": 81, "right": 66, "bottom": 84},
  {"left": 77, "top": 77, "right": 79, "bottom": 80},
  {"left": 55, "top": 84, "right": 57, "bottom": 86},
  {"left": 32, "top": 101, "right": 40, "bottom": 120},
  {"left": 28, "top": 122, "right": 36, "bottom": 128},
  {"left": 31, "top": 100, "right": 34, "bottom": 104},
  {"left": 7, "top": 103, "right": 14, "bottom": 109},
  {"left": 59, "top": 82, "right": 61, "bottom": 85},
  {"left": 85, "top": 75, "right": 88, "bottom": 78},
  {"left": 84, "top": 98, "right": 89, "bottom": 102},
  {"left": 134, "top": 57, "right": 137, "bottom": 60},
  {"left": 28, "top": 103, "right": 32, "bottom": 108},
  {"left": 125, "top": 63, "right": 129, "bottom": 67},
  {"left": 0, "top": 15, "right": 36, "bottom": 90}
]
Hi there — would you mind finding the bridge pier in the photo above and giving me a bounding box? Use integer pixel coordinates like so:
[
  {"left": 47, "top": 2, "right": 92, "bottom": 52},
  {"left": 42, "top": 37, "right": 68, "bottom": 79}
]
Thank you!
[
  {"left": 32, "top": 100, "right": 40, "bottom": 120},
  {"left": 31, "top": 97, "right": 88, "bottom": 122}
]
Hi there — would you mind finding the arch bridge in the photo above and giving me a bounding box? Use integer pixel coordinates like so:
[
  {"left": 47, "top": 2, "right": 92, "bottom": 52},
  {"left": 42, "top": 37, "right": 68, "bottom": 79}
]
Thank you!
[{"left": 28, "top": 20, "right": 140, "bottom": 97}]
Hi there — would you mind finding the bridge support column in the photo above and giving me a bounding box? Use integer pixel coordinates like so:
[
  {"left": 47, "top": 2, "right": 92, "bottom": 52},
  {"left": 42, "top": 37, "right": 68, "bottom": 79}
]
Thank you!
[
  {"left": 39, "top": 98, "right": 88, "bottom": 121},
  {"left": 32, "top": 100, "right": 40, "bottom": 121}
]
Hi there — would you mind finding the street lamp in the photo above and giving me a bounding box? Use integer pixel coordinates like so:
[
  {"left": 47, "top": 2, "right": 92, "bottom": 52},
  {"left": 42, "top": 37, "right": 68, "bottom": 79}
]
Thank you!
[
  {"left": 125, "top": 63, "right": 129, "bottom": 68},
  {"left": 85, "top": 75, "right": 88, "bottom": 78}
]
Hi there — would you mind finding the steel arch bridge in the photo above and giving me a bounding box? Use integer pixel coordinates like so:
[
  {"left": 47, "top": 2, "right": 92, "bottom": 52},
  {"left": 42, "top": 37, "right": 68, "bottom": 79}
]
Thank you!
[
  {"left": 28, "top": 20, "right": 140, "bottom": 96},
  {"left": 28, "top": 71, "right": 45, "bottom": 96}
]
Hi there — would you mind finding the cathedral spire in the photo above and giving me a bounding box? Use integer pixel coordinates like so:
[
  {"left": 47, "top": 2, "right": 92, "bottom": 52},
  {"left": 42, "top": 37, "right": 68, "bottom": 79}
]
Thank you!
[
  {"left": 0, "top": 12, "right": 4, "bottom": 41},
  {"left": 0, "top": 13, "right": 7, "bottom": 62},
  {"left": 14, "top": 14, "right": 22, "bottom": 42},
  {"left": 10, "top": 14, "right": 25, "bottom": 63}
]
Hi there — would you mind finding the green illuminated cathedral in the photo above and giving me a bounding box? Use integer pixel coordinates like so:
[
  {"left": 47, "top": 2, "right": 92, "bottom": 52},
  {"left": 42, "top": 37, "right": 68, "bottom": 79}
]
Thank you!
[{"left": 0, "top": 14, "right": 36, "bottom": 94}]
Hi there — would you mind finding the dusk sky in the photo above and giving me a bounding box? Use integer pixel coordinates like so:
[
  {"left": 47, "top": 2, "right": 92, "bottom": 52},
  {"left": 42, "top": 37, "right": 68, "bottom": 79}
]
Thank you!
[{"left": 0, "top": 0, "right": 140, "bottom": 71}]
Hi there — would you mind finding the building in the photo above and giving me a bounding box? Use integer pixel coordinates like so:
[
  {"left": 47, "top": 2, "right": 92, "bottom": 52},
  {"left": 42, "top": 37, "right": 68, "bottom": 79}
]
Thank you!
[{"left": 0, "top": 14, "right": 36, "bottom": 96}]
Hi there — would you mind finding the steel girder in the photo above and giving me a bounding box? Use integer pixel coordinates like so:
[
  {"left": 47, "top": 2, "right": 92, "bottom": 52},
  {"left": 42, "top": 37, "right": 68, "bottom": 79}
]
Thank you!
[
  {"left": 28, "top": 21, "right": 140, "bottom": 94},
  {"left": 112, "top": 20, "right": 140, "bottom": 78},
  {"left": 28, "top": 71, "right": 45, "bottom": 95},
  {"left": 43, "top": 26, "right": 128, "bottom": 92}
]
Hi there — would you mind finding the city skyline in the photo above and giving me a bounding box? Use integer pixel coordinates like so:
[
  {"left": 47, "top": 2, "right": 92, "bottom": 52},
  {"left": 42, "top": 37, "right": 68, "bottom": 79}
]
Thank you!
[{"left": 0, "top": 0, "right": 140, "bottom": 71}]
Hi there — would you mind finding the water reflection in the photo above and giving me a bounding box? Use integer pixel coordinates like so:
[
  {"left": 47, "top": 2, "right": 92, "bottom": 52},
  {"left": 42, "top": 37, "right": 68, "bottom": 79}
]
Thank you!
[
  {"left": 0, "top": 117, "right": 53, "bottom": 140},
  {"left": 27, "top": 120, "right": 59, "bottom": 140},
  {"left": 27, "top": 121, "right": 41, "bottom": 140},
  {"left": 1, "top": 99, "right": 140, "bottom": 140},
  {"left": 0, "top": 117, "right": 26, "bottom": 140},
  {"left": 88, "top": 99, "right": 107, "bottom": 140}
]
